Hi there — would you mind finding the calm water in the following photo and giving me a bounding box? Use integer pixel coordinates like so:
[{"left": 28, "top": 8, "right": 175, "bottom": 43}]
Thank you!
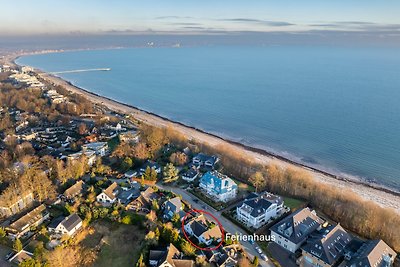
[{"left": 17, "top": 46, "right": 400, "bottom": 190}]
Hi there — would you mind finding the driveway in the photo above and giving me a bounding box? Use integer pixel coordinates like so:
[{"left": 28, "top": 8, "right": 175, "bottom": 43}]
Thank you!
[
  {"left": 268, "top": 242, "right": 298, "bottom": 267},
  {"left": 158, "top": 184, "right": 275, "bottom": 267}
]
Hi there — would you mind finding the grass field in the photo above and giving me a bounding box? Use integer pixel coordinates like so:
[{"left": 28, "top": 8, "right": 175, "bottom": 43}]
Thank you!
[
  {"left": 282, "top": 196, "right": 305, "bottom": 211},
  {"left": 82, "top": 220, "right": 145, "bottom": 267}
]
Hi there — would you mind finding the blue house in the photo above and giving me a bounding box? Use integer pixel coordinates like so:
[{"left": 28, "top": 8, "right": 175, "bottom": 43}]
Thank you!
[{"left": 199, "top": 171, "right": 238, "bottom": 202}]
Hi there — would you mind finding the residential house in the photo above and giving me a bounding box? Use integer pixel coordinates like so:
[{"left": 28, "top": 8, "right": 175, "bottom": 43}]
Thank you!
[
  {"left": 236, "top": 192, "right": 284, "bottom": 229},
  {"left": 181, "top": 168, "right": 199, "bottom": 182},
  {"left": 62, "top": 180, "right": 86, "bottom": 202},
  {"left": 67, "top": 150, "right": 97, "bottom": 166},
  {"left": 96, "top": 182, "right": 121, "bottom": 205},
  {"left": 149, "top": 243, "right": 194, "bottom": 267},
  {"left": 163, "top": 197, "right": 185, "bottom": 220},
  {"left": 119, "top": 130, "right": 140, "bottom": 143},
  {"left": 82, "top": 142, "right": 108, "bottom": 156},
  {"left": 192, "top": 153, "right": 219, "bottom": 169},
  {"left": 0, "top": 191, "right": 34, "bottom": 217},
  {"left": 48, "top": 213, "right": 82, "bottom": 236},
  {"left": 96, "top": 182, "right": 137, "bottom": 206},
  {"left": 140, "top": 161, "right": 162, "bottom": 174},
  {"left": 338, "top": 239, "right": 396, "bottom": 267},
  {"left": 127, "top": 187, "right": 159, "bottom": 212},
  {"left": 203, "top": 245, "right": 238, "bottom": 267},
  {"left": 7, "top": 204, "right": 50, "bottom": 239},
  {"left": 199, "top": 171, "right": 238, "bottom": 202},
  {"left": 270, "top": 207, "right": 324, "bottom": 253},
  {"left": 184, "top": 214, "right": 222, "bottom": 246},
  {"left": 300, "top": 224, "right": 352, "bottom": 267}
]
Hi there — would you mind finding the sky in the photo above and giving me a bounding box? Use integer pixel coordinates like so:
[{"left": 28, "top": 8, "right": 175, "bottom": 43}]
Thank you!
[{"left": 1, "top": 0, "right": 400, "bottom": 35}]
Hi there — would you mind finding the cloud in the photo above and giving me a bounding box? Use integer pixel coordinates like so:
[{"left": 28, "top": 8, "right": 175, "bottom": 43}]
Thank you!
[
  {"left": 309, "top": 21, "right": 400, "bottom": 32},
  {"left": 169, "top": 22, "right": 202, "bottom": 26},
  {"left": 218, "top": 18, "right": 295, "bottom": 27},
  {"left": 155, "top": 16, "right": 194, "bottom": 20}
]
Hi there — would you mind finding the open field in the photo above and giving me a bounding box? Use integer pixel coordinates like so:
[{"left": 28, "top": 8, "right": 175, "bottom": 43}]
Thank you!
[{"left": 81, "top": 220, "right": 145, "bottom": 267}]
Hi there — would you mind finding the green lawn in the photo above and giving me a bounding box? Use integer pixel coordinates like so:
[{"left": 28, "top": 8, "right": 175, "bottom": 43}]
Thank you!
[
  {"left": 82, "top": 220, "right": 146, "bottom": 267},
  {"left": 283, "top": 196, "right": 305, "bottom": 210},
  {"left": 107, "top": 137, "right": 120, "bottom": 152}
]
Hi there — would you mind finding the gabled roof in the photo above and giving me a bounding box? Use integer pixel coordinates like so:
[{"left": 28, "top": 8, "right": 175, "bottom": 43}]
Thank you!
[
  {"left": 60, "top": 213, "right": 82, "bottom": 232},
  {"left": 200, "top": 171, "right": 237, "bottom": 194},
  {"left": 164, "top": 197, "right": 183, "bottom": 214},
  {"left": 271, "top": 207, "right": 323, "bottom": 245},
  {"left": 10, "top": 204, "right": 48, "bottom": 232},
  {"left": 63, "top": 180, "right": 85, "bottom": 198},
  {"left": 239, "top": 192, "right": 283, "bottom": 217},
  {"left": 302, "top": 224, "right": 352, "bottom": 265},
  {"left": 149, "top": 243, "right": 194, "bottom": 267},
  {"left": 186, "top": 214, "right": 222, "bottom": 241},
  {"left": 193, "top": 153, "right": 218, "bottom": 165},
  {"left": 343, "top": 239, "right": 396, "bottom": 267},
  {"left": 103, "top": 182, "right": 120, "bottom": 200}
]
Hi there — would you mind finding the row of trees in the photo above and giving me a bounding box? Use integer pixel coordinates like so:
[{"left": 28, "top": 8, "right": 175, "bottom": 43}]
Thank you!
[{"left": 137, "top": 122, "right": 400, "bottom": 252}]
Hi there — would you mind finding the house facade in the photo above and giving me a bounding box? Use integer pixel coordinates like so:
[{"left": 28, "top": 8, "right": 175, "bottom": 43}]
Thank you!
[
  {"left": 199, "top": 171, "right": 237, "bottom": 202},
  {"left": 8, "top": 204, "right": 50, "bottom": 239},
  {"left": 184, "top": 214, "right": 222, "bottom": 246},
  {"left": 192, "top": 153, "right": 219, "bottom": 169},
  {"left": 270, "top": 207, "right": 324, "bottom": 253},
  {"left": 82, "top": 142, "right": 108, "bottom": 156},
  {"left": 49, "top": 213, "right": 82, "bottom": 236},
  {"left": 96, "top": 182, "right": 120, "bottom": 205},
  {"left": 236, "top": 192, "right": 284, "bottom": 228},
  {"left": 162, "top": 197, "right": 185, "bottom": 220},
  {"left": 0, "top": 191, "right": 34, "bottom": 217}
]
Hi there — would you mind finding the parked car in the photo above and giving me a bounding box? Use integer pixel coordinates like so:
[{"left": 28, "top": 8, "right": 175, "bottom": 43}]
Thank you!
[{"left": 260, "top": 253, "right": 268, "bottom": 261}]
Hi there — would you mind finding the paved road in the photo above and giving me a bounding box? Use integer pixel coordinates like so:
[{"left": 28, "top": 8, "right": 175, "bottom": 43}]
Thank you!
[{"left": 158, "top": 184, "right": 275, "bottom": 267}]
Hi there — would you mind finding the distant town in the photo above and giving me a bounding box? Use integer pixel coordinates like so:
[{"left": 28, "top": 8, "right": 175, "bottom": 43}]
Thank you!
[{"left": 0, "top": 63, "right": 398, "bottom": 267}]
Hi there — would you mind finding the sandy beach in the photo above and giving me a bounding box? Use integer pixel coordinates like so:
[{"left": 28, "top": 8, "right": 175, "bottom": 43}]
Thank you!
[{"left": 28, "top": 68, "right": 399, "bottom": 213}]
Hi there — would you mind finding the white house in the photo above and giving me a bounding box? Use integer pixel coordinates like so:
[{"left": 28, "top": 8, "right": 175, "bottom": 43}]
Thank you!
[
  {"left": 236, "top": 192, "right": 284, "bottom": 229},
  {"left": 181, "top": 168, "right": 199, "bottom": 182},
  {"left": 96, "top": 182, "right": 120, "bottom": 205},
  {"left": 82, "top": 142, "right": 108, "bottom": 156},
  {"left": 199, "top": 171, "right": 238, "bottom": 202},
  {"left": 67, "top": 150, "right": 96, "bottom": 166},
  {"left": 270, "top": 207, "right": 324, "bottom": 253},
  {"left": 184, "top": 214, "right": 222, "bottom": 246},
  {"left": 49, "top": 213, "right": 82, "bottom": 236}
]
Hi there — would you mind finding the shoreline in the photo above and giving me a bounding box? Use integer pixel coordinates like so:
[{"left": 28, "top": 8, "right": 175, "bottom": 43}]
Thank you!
[{"left": 8, "top": 52, "right": 400, "bottom": 212}]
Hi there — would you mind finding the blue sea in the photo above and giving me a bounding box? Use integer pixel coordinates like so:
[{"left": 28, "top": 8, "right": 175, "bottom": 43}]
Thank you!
[{"left": 17, "top": 46, "right": 400, "bottom": 190}]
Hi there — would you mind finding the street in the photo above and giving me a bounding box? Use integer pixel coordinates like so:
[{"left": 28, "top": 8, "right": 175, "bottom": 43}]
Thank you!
[{"left": 157, "top": 184, "right": 274, "bottom": 267}]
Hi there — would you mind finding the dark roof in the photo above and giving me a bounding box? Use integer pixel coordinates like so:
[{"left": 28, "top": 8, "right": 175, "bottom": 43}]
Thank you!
[
  {"left": 270, "top": 207, "right": 324, "bottom": 245},
  {"left": 302, "top": 224, "right": 352, "bottom": 265},
  {"left": 48, "top": 216, "right": 65, "bottom": 229},
  {"left": 61, "top": 213, "right": 82, "bottom": 232},
  {"left": 239, "top": 192, "right": 283, "bottom": 217},
  {"left": 342, "top": 240, "right": 397, "bottom": 267},
  {"left": 182, "top": 168, "right": 199, "bottom": 179},
  {"left": 164, "top": 197, "right": 182, "bottom": 214},
  {"left": 193, "top": 153, "right": 218, "bottom": 165}
]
